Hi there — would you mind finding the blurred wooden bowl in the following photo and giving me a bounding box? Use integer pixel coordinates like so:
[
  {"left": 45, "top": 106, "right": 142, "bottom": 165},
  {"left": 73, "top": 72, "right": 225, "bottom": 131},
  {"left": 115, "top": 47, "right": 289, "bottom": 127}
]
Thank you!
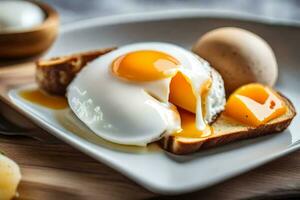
[{"left": 0, "top": 1, "right": 59, "bottom": 59}]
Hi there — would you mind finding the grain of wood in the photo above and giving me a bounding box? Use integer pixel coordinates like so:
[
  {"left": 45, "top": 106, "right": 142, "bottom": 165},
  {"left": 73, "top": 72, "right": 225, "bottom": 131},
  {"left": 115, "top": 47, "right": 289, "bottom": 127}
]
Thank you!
[{"left": 0, "top": 136, "right": 151, "bottom": 200}]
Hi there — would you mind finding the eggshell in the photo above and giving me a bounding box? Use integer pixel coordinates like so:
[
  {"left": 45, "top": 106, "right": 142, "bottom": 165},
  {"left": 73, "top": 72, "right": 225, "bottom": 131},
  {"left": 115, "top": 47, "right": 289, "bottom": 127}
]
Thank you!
[{"left": 192, "top": 27, "right": 278, "bottom": 94}]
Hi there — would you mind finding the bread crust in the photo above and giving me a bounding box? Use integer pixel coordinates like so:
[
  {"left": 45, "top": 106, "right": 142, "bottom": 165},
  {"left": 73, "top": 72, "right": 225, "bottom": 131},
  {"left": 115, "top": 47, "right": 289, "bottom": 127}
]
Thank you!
[
  {"left": 161, "top": 94, "right": 296, "bottom": 155},
  {"left": 36, "top": 47, "right": 116, "bottom": 95}
]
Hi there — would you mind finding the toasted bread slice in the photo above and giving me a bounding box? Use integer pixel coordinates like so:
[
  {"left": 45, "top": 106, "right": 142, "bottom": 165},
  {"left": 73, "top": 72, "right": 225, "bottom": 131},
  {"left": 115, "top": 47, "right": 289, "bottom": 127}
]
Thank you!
[
  {"left": 36, "top": 47, "right": 116, "bottom": 95},
  {"left": 161, "top": 93, "right": 296, "bottom": 155}
]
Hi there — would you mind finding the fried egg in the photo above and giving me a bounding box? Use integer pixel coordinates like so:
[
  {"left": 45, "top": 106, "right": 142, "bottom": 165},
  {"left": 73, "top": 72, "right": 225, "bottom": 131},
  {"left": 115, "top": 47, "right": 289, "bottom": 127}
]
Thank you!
[{"left": 67, "top": 42, "right": 225, "bottom": 146}]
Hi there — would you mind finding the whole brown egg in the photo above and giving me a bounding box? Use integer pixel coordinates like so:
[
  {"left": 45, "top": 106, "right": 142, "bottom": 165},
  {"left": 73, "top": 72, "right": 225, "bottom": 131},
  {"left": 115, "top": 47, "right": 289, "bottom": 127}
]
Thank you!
[{"left": 192, "top": 27, "right": 278, "bottom": 94}]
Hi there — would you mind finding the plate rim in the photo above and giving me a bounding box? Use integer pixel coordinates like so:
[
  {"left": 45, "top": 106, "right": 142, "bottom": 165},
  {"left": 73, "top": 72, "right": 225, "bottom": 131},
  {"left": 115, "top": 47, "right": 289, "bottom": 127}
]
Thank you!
[{"left": 59, "top": 8, "right": 300, "bottom": 35}]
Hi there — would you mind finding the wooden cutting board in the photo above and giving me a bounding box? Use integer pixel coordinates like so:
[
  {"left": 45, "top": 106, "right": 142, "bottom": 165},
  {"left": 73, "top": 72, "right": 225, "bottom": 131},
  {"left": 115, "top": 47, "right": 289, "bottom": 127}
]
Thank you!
[{"left": 1, "top": 62, "right": 300, "bottom": 200}]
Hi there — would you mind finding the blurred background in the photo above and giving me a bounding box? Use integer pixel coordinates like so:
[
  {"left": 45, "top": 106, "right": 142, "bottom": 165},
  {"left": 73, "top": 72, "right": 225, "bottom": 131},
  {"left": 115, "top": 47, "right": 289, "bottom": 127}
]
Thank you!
[{"left": 41, "top": 0, "right": 300, "bottom": 23}]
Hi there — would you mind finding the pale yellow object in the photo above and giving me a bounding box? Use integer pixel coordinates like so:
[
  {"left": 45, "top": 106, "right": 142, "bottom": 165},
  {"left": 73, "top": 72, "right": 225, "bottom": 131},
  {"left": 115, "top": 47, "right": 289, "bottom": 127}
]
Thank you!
[{"left": 0, "top": 154, "right": 21, "bottom": 200}]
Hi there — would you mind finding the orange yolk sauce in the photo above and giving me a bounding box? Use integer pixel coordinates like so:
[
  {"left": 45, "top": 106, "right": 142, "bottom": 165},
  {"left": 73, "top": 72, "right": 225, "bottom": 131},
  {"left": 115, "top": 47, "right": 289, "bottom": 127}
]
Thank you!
[
  {"left": 20, "top": 89, "right": 68, "bottom": 109},
  {"left": 224, "top": 83, "right": 287, "bottom": 127}
]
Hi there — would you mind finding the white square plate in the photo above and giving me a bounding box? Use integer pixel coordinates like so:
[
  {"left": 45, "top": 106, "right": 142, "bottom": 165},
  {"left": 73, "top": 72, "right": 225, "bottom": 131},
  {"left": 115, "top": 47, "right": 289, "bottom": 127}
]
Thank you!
[{"left": 8, "top": 10, "right": 300, "bottom": 195}]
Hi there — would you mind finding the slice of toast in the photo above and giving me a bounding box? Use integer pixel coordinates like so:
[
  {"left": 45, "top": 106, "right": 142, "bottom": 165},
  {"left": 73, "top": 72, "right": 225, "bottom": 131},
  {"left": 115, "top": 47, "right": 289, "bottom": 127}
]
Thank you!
[
  {"left": 161, "top": 93, "right": 296, "bottom": 155},
  {"left": 36, "top": 47, "right": 116, "bottom": 95}
]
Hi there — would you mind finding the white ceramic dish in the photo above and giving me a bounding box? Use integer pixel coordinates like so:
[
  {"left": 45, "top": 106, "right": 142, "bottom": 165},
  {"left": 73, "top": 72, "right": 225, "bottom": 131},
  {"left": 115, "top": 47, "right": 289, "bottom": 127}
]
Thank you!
[{"left": 8, "top": 10, "right": 300, "bottom": 195}]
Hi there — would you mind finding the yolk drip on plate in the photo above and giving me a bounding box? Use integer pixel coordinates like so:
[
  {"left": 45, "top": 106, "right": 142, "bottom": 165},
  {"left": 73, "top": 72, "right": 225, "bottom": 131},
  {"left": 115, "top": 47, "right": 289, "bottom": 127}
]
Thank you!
[
  {"left": 20, "top": 89, "right": 68, "bottom": 109},
  {"left": 224, "top": 83, "right": 287, "bottom": 127},
  {"left": 112, "top": 50, "right": 180, "bottom": 81}
]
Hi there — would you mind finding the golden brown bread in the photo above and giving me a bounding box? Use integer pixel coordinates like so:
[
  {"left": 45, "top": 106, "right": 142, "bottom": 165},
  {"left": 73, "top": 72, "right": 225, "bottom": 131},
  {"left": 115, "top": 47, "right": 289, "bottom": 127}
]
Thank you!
[
  {"left": 36, "top": 47, "right": 116, "bottom": 95},
  {"left": 161, "top": 93, "right": 296, "bottom": 155}
]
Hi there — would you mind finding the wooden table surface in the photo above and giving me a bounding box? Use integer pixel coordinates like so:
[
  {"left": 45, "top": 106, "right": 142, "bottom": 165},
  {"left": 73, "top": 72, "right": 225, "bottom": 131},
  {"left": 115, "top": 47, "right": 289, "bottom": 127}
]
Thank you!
[{"left": 1, "top": 63, "right": 300, "bottom": 200}]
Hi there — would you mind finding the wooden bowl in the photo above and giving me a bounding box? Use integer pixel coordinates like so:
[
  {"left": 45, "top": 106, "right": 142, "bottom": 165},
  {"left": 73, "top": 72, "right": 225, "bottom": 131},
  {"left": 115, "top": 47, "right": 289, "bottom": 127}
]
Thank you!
[{"left": 0, "top": 1, "right": 59, "bottom": 59}]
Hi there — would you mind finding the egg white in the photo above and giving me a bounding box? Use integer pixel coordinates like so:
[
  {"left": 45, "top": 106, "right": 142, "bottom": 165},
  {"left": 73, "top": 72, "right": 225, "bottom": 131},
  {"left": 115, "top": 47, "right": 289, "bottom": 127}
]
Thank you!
[{"left": 67, "top": 42, "right": 225, "bottom": 146}]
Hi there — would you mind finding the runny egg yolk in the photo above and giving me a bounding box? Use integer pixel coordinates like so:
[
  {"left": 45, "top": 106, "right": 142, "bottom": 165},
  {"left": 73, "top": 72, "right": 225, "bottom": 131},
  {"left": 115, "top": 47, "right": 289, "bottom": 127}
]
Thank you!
[
  {"left": 169, "top": 72, "right": 212, "bottom": 115},
  {"left": 112, "top": 50, "right": 180, "bottom": 81},
  {"left": 224, "top": 83, "right": 287, "bottom": 127},
  {"left": 169, "top": 72, "right": 196, "bottom": 113}
]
